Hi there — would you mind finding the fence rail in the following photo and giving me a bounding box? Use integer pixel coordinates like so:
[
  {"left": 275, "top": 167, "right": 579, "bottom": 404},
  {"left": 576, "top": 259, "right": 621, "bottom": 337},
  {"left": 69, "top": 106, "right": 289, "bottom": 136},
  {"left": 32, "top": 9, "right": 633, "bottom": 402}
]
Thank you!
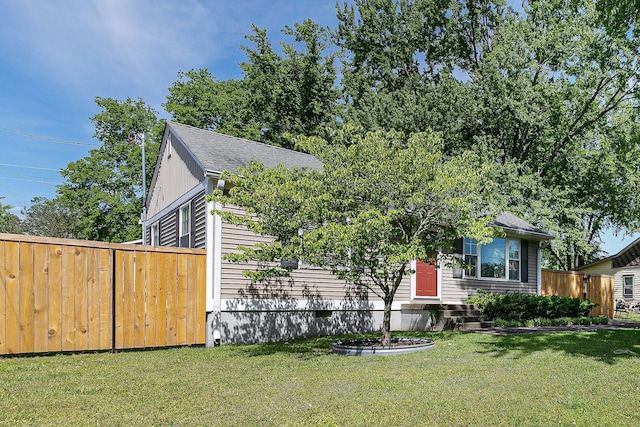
[
  {"left": 0, "top": 233, "right": 206, "bottom": 356},
  {"left": 541, "top": 269, "right": 614, "bottom": 318}
]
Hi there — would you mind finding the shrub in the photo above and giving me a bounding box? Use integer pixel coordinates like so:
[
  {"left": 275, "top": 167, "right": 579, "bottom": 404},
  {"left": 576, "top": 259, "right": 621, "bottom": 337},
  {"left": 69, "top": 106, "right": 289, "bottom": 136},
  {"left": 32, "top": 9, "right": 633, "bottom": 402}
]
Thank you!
[
  {"left": 574, "top": 316, "right": 593, "bottom": 325},
  {"left": 494, "top": 319, "right": 510, "bottom": 327},
  {"left": 535, "top": 318, "right": 552, "bottom": 326},
  {"left": 592, "top": 316, "right": 609, "bottom": 325},
  {"left": 467, "top": 290, "right": 598, "bottom": 321}
]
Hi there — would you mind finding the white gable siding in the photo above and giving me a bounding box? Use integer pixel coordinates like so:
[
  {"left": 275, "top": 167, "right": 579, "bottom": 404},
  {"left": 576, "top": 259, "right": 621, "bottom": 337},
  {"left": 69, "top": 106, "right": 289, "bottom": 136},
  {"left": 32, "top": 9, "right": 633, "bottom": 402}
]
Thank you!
[{"left": 147, "top": 132, "right": 204, "bottom": 219}]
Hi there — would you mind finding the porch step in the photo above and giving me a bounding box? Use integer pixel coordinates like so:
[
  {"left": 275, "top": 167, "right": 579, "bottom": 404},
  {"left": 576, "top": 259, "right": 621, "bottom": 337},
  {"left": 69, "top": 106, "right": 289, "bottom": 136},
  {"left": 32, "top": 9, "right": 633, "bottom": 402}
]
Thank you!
[{"left": 459, "top": 320, "right": 495, "bottom": 331}]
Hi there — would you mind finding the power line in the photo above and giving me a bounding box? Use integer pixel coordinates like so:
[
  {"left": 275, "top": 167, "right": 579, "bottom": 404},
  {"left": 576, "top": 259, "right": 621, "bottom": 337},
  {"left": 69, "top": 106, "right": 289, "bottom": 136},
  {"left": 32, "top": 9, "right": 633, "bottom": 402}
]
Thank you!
[
  {"left": 0, "top": 126, "right": 101, "bottom": 147},
  {"left": 0, "top": 177, "right": 61, "bottom": 185},
  {"left": 0, "top": 180, "right": 25, "bottom": 208},
  {"left": 0, "top": 163, "right": 60, "bottom": 171}
]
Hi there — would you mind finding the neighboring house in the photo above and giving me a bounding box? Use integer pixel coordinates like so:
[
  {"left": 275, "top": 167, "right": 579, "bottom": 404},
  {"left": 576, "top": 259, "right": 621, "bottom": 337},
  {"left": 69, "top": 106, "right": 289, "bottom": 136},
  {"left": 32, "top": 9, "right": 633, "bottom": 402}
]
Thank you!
[
  {"left": 578, "top": 238, "right": 640, "bottom": 305},
  {"left": 146, "top": 122, "right": 554, "bottom": 344}
]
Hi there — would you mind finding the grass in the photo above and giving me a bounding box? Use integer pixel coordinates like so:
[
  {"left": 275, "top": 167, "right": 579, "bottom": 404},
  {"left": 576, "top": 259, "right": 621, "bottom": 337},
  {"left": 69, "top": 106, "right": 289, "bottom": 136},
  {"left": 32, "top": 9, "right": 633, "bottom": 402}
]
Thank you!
[
  {"left": 1, "top": 330, "right": 639, "bottom": 426},
  {"left": 615, "top": 310, "right": 640, "bottom": 322}
]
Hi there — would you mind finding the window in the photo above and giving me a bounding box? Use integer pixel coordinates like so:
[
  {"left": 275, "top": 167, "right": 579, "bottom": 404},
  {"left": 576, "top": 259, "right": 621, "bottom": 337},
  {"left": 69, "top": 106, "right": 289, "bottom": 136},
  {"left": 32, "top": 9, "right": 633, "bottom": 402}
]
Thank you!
[
  {"left": 480, "top": 238, "right": 506, "bottom": 278},
  {"left": 464, "top": 237, "right": 477, "bottom": 277},
  {"left": 151, "top": 222, "right": 159, "bottom": 246},
  {"left": 623, "top": 275, "right": 634, "bottom": 299},
  {"left": 179, "top": 203, "right": 191, "bottom": 247},
  {"left": 508, "top": 240, "right": 520, "bottom": 281},
  {"left": 460, "top": 237, "right": 521, "bottom": 281}
]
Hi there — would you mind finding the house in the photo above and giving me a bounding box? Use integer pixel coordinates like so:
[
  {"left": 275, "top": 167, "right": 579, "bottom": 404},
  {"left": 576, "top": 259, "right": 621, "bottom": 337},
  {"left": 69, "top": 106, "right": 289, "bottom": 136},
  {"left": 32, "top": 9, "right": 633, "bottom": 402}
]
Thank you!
[
  {"left": 145, "top": 122, "right": 554, "bottom": 344},
  {"left": 578, "top": 238, "right": 640, "bottom": 305}
]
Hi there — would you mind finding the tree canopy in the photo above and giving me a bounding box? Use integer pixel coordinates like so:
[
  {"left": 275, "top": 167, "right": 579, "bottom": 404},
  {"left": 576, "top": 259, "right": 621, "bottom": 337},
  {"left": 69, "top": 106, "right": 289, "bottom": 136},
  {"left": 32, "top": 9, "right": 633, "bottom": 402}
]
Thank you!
[
  {"left": 28, "top": 0, "right": 640, "bottom": 266},
  {"left": 56, "top": 97, "right": 163, "bottom": 242},
  {"left": 0, "top": 199, "right": 21, "bottom": 234},
  {"left": 212, "top": 128, "right": 497, "bottom": 345},
  {"left": 334, "top": 0, "right": 640, "bottom": 268}
]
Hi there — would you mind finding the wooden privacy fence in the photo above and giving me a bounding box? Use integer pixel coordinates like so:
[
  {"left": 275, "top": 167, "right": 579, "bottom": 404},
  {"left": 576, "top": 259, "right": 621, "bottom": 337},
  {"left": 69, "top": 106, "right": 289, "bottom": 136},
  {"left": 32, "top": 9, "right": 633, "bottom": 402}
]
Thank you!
[
  {"left": 0, "top": 233, "right": 206, "bottom": 356},
  {"left": 541, "top": 269, "right": 614, "bottom": 318}
]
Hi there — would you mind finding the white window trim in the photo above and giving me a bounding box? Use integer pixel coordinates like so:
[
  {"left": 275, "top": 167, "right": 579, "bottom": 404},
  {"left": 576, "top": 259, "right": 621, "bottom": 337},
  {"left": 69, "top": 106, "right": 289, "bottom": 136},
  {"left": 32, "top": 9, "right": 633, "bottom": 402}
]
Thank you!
[{"left": 463, "top": 237, "right": 521, "bottom": 282}]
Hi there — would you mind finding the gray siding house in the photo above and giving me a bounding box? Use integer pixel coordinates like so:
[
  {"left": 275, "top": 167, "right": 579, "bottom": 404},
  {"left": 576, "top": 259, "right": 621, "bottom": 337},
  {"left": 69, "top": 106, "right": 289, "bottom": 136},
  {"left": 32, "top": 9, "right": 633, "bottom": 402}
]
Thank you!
[
  {"left": 578, "top": 238, "right": 640, "bottom": 305},
  {"left": 146, "top": 122, "right": 553, "bottom": 344}
]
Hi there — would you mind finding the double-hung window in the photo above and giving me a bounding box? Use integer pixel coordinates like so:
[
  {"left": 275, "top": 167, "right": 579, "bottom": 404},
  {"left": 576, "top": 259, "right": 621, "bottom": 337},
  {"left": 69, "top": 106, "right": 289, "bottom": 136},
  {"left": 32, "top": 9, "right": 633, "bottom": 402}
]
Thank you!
[
  {"left": 179, "top": 203, "right": 191, "bottom": 247},
  {"left": 464, "top": 237, "right": 477, "bottom": 277},
  {"left": 151, "top": 222, "right": 159, "bottom": 246},
  {"left": 623, "top": 275, "right": 634, "bottom": 299},
  {"left": 461, "top": 237, "right": 520, "bottom": 281}
]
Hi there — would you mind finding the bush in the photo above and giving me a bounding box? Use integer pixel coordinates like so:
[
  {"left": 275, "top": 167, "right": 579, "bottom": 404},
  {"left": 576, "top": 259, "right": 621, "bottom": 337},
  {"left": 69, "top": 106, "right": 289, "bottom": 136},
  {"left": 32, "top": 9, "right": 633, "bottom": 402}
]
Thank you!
[
  {"left": 535, "top": 318, "right": 552, "bottom": 326},
  {"left": 551, "top": 317, "right": 573, "bottom": 326},
  {"left": 575, "top": 316, "right": 593, "bottom": 325},
  {"left": 467, "top": 290, "right": 598, "bottom": 321},
  {"left": 592, "top": 316, "right": 609, "bottom": 325},
  {"left": 494, "top": 318, "right": 523, "bottom": 327}
]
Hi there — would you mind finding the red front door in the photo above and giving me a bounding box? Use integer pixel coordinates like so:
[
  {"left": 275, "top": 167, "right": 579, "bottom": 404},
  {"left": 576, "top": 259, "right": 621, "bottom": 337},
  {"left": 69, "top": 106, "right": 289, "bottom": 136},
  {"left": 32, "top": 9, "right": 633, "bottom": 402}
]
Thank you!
[{"left": 415, "top": 260, "right": 437, "bottom": 297}]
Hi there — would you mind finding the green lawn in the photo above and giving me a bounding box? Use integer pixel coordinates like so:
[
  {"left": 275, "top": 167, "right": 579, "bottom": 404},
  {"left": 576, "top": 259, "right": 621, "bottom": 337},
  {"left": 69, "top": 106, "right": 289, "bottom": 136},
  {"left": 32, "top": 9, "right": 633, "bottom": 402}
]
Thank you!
[{"left": 1, "top": 330, "right": 639, "bottom": 426}]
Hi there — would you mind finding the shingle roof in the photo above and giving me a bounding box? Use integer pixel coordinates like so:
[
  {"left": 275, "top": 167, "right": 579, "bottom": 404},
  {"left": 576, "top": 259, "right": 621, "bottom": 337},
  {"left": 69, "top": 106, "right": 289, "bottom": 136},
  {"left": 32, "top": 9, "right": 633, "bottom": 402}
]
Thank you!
[
  {"left": 490, "top": 212, "right": 553, "bottom": 240},
  {"left": 167, "top": 122, "right": 322, "bottom": 175},
  {"left": 579, "top": 236, "right": 640, "bottom": 269}
]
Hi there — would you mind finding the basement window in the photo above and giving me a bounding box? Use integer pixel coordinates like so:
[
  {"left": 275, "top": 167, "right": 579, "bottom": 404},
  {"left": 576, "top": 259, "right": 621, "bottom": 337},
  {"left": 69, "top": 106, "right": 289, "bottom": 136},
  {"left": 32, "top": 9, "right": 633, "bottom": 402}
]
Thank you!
[{"left": 315, "top": 310, "right": 332, "bottom": 319}]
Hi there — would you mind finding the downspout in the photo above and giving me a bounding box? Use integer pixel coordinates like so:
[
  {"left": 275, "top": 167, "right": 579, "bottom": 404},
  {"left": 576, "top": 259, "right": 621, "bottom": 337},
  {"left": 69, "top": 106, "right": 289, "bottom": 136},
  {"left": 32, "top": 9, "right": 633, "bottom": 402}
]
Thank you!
[
  {"left": 205, "top": 177, "right": 224, "bottom": 346},
  {"left": 212, "top": 179, "right": 225, "bottom": 346}
]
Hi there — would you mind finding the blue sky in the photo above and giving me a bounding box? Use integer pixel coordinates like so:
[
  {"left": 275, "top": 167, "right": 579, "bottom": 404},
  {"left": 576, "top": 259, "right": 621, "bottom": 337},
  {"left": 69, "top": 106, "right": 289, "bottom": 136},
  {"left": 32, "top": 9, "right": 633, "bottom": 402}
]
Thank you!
[
  {"left": 0, "top": 0, "right": 339, "bottom": 207},
  {"left": 0, "top": 0, "right": 637, "bottom": 255}
]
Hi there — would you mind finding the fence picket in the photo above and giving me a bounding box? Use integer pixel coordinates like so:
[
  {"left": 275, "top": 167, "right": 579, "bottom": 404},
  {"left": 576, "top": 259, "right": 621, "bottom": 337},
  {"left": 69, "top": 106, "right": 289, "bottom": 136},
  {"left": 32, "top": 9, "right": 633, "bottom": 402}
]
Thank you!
[
  {"left": 48, "top": 246, "right": 62, "bottom": 352},
  {"left": 0, "top": 241, "right": 6, "bottom": 354},
  {"left": 5, "top": 241, "right": 20, "bottom": 354},
  {"left": 134, "top": 250, "right": 146, "bottom": 348},
  {"left": 0, "top": 234, "right": 206, "bottom": 356},
  {"left": 144, "top": 251, "right": 158, "bottom": 347},
  {"left": 74, "top": 247, "right": 88, "bottom": 351},
  {"left": 33, "top": 244, "right": 49, "bottom": 353}
]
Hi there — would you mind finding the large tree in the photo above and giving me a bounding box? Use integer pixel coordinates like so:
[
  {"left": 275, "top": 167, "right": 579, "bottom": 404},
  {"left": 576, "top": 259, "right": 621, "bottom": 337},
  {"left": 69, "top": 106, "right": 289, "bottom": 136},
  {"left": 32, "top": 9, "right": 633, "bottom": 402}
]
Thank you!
[
  {"left": 163, "top": 69, "right": 260, "bottom": 140},
  {"left": 21, "top": 197, "right": 79, "bottom": 239},
  {"left": 56, "top": 97, "right": 163, "bottom": 242},
  {"left": 335, "top": 0, "right": 640, "bottom": 268},
  {"left": 240, "top": 19, "right": 341, "bottom": 147},
  {"left": 212, "top": 127, "right": 496, "bottom": 345}
]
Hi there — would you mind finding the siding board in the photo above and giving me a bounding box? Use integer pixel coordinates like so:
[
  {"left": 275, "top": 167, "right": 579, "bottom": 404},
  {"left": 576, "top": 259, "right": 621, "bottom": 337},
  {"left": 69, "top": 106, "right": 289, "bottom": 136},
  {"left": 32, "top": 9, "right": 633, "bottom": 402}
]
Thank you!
[
  {"left": 194, "top": 191, "right": 207, "bottom": 249},
  {"left": 219, "top": 206, "right": 411, "bottom": 304}
]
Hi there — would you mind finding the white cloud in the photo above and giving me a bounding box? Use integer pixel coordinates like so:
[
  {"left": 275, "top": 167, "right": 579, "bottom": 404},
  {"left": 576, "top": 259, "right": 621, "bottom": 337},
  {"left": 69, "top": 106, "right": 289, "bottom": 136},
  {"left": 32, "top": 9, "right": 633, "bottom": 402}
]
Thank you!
[
  {"left": 1, "top": 0, "right": 222, "bottom": 105},
  {"left": 1, "top": 0, "right": 343, "bottom": 108}
]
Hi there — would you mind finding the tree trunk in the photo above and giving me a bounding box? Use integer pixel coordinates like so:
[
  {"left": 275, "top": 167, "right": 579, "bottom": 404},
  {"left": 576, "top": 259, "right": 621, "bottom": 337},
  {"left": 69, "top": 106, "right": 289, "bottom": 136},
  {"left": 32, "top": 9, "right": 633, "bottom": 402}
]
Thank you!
[{"left": 381, "top": 296, "right": 393, "bottom": 346}]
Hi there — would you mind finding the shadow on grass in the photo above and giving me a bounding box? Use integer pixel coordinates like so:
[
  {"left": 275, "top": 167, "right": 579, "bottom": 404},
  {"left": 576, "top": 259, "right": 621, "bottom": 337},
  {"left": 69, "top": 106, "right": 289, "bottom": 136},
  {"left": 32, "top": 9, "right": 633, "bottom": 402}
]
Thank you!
[
  {"left": 477, "top": 329, "right": 640, "bottom": 364},
  {"left": 235, "top": 331, "right": 459, "bottom": 358}
]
